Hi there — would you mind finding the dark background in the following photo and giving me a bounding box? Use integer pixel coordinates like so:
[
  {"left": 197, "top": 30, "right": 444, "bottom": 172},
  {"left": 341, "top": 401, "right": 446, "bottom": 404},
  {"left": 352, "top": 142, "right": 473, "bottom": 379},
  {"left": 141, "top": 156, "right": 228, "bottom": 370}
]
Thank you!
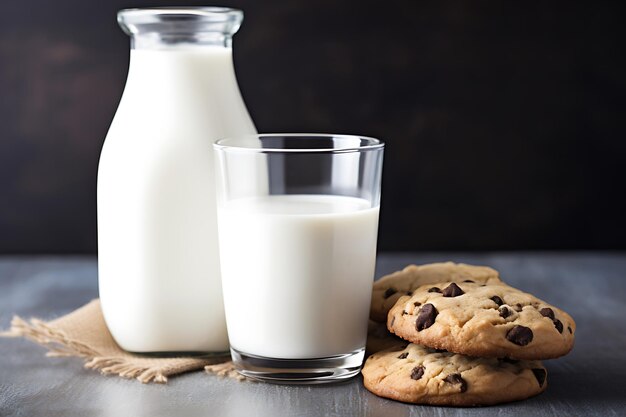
[{"left": 0, "top": 0, "right": 625, "bottom": 253}]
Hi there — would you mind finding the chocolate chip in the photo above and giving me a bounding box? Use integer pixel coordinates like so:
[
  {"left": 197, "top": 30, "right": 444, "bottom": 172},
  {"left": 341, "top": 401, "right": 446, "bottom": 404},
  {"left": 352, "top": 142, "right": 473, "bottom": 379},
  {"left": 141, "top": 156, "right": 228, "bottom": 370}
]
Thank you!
[
  {"left": 390, "top": 316, "right": 395, "bottom": 327},
  {"left": 500, "top": 357, "right": 519, "bottom": 364},
  {"left": 463, "top": 280, "right": 474, "bottom": 283},
  {"left": 539, "top": 308, "right": 555, "bottom": 320},
  {"left": 383, "top": 287, "right": 397, "bottom": 299},
  {"left": 402, "top": 310, "right": 408, "bottom": 315},
  {"left": 442, "top": 283, "right": 464, "bottom": 297},
  {"left": 413, "top": 301, "right": 421, "bottom": 307},
  {"left": 491, "top": 296, "right": 504, "bottom": 306},
  {"left": 443, "top": 373, "right": 467, "bottom": 393},
  {"left": 506, "top": 325, "right": 533, "bottom": 346},
  {"left": 398, "top": 352, "right": 409, "bottom": 359},
  {"left": 406, "top": 291, "right": 413, "bottom": 296},
  {"left": 410, "top": 365, "right": 425, "bottom": 380},
  {"left": 568, "top": 326, "right": 572, "bottom": 334},
  {"left": 539, "top": 309, "right": 564, "bottom": 333},
  {"left": 514, "top": 303, "right": 523, "bottom": 312},
  {"left": 554, "top": 319, "right": 563, "bottom": 333},
  {"left": 499, "top": 306, "right": 512, "bottom": 318},
  {"left": 428, "top": 287, "right": 441, "bottom": 293},
  {"left": 415, "top": 303, "right": 438, "bottom": 331},
  {"left": 532, "top": 368, "right": 547, "bottom": 387}
]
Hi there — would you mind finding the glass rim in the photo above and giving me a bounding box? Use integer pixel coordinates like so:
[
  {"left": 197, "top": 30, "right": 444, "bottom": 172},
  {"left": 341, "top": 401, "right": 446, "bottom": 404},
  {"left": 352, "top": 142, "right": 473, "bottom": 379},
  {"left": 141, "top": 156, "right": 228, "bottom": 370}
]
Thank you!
[{"left": 214, "top": 133, "right": 385, "bottom": 154}]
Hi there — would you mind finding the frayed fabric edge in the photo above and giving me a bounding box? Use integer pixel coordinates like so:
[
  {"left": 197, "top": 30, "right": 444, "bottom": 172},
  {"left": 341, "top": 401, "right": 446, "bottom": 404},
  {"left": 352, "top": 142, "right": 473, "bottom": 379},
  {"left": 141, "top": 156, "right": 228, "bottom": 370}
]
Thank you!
[
  {"left": 1, "top": 315, "right": 218, "bottom": 384},
  {"left": 204, "top": 361, "right": 247, "bottom": 381}
]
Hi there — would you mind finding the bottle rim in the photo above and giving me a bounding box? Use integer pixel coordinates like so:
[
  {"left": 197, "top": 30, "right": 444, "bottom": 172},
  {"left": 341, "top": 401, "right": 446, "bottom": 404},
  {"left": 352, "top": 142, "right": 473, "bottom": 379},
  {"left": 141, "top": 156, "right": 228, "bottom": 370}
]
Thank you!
[
  {"left": 117, "top": 7, "right": 243, "bottom": 37},
  {"left": 118, "top": 7, "right": 243, "bottom": 22}
]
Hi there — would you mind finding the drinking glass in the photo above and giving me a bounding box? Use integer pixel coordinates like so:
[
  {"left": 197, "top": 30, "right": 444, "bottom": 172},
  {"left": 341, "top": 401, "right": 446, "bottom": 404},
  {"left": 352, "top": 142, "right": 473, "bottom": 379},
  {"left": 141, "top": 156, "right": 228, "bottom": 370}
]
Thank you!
[{"left": 214, "top": 134, "right": 384, "bottom": 383}]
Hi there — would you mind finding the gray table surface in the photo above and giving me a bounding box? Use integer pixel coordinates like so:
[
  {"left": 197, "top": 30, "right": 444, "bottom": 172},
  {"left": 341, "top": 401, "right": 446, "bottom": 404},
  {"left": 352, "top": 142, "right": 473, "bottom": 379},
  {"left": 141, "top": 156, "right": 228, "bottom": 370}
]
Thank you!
[{"left": 0, "top": 252, "right": 625, "bottom": 417}]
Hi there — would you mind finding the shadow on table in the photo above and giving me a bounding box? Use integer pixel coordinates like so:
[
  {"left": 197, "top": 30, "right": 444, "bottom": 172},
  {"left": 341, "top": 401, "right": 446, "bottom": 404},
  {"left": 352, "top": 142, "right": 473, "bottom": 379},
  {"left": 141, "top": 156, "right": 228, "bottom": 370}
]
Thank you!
[{"left": 541, "top": 363, "right": 624, "bottom": 405}]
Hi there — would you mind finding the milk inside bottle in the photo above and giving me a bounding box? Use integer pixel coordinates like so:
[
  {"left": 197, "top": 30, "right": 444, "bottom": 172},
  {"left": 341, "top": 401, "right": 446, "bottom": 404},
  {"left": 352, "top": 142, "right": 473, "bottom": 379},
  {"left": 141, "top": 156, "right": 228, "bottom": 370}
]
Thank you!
[{"left": 97, "top": 8, "right": 256, "bottom": 352}]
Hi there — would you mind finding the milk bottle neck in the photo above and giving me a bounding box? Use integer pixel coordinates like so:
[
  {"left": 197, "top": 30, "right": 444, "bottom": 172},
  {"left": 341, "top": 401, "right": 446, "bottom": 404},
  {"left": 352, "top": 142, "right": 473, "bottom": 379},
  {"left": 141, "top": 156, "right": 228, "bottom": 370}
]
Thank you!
[
  {"left": 117, "top": 7, "right": 243, "bottom": 50},
  {"left": 130, "top": 33, "right": 234, "bottom": 50}
]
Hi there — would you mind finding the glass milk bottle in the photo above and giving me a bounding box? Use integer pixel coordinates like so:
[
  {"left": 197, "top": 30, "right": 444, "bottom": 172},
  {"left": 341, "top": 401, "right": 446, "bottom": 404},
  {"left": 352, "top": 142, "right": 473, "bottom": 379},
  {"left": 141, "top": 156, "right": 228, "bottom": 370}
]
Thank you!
[{"left": 97, "top": 8, "right": 255, "bottom": 353}]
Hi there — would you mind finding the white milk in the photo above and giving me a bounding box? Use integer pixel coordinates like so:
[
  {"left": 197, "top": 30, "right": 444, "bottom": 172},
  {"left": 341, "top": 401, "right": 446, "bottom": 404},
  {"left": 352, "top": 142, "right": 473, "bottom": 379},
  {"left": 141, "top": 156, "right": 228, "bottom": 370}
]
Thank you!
[
  {"left": 218, "top": 195, "right": 380, "bottom": 359},
  {"left": 98, "top": 48, "right": 256, "bottom": 352}
]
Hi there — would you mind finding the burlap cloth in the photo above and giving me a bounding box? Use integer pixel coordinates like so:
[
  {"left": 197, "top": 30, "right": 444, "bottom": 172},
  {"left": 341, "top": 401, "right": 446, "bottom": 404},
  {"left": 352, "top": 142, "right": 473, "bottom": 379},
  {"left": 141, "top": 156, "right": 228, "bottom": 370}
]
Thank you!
[{"left": 1, "top": 299, "right": 244, "bottom": 383}]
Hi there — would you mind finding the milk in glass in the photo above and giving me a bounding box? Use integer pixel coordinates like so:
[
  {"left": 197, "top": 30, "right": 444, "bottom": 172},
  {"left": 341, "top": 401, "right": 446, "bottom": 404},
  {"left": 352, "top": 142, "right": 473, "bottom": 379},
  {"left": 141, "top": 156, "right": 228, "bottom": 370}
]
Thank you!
[{"left": 218, "top": 195, "right": 379, "bottom": 358}]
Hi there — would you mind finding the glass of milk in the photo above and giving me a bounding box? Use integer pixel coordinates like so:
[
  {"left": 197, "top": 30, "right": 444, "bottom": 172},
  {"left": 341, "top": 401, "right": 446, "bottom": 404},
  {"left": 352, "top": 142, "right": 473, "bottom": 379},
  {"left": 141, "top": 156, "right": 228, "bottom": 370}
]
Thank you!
[{"left": 214, "top": 134, "right": 384, "bottom": 383}]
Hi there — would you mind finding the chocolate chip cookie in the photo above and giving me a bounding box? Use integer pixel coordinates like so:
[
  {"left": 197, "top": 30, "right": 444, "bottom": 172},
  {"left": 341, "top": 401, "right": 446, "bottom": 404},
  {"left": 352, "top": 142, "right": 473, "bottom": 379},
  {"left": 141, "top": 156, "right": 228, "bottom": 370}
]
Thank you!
[
  {"left": 362, "top": 343, "right": 547, "bottom": 406},
  {"left": 370, "top": 262, "right": 501, "bottom": 323},
  {"left": 387, "top": 281, "right": 575, "bottom": 359}
]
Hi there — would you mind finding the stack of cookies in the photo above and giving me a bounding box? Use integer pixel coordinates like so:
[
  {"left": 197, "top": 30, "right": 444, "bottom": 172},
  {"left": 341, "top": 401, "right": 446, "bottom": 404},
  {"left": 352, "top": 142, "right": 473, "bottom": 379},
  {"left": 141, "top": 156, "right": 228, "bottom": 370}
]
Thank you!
[{"left": 362, "top": 262, "right": 576, "bottom": 406}]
